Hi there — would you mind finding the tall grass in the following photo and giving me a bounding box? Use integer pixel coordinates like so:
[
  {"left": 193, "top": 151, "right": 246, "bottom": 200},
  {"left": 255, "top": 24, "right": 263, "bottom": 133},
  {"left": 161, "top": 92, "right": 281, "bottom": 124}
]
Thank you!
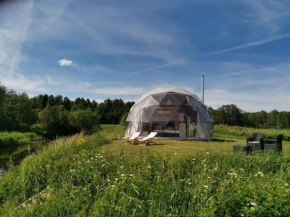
[
  {"left": 0, "top": 128, "right": 289, "bottom": 216},
  {"left": 214, "top": 125, "right": 290, "bottom": 141},
  {"left": 0, "top": 132, "right": 42, "bottom": 148}
]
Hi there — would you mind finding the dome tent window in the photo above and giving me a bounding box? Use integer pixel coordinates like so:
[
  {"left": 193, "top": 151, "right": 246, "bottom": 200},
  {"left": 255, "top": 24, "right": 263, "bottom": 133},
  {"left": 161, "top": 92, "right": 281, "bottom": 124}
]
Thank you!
[{"left": 125, "top": 87, "right": 214, "bottom": 139}]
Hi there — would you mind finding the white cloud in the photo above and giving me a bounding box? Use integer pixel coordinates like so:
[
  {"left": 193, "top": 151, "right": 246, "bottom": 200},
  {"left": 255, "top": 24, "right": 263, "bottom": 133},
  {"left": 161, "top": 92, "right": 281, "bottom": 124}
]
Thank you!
[
  {"left": 58, "top": 58, "right": 75, "bottom": 66},
  {"left": 0, "top": 0, "right": 34, "bottom": 73},
  {"left": 242, "top": 0, "right": 290, "bottom": 33},
  {"left": 65, "top": 85, "right": 147, "bottom": 96},
  {"left": 0, "top": 71, "right": 46, "bottom": 92}
]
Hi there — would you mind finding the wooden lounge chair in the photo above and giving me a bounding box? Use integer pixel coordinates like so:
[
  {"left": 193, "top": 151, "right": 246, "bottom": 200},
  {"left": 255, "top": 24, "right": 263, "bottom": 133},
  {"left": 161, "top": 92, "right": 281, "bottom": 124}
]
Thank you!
[
  {"left": 126, "top": 132, "right": 141, "bottom": 145},
  {"left": 138, "top": 132, "right": 158, "bottom": 145}
]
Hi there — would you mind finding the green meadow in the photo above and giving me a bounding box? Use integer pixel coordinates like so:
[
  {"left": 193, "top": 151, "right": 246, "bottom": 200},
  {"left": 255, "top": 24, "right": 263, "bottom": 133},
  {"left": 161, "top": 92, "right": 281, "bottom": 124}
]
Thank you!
[{"left": 0, "top": 125, "right": 289, "bottom": 216}]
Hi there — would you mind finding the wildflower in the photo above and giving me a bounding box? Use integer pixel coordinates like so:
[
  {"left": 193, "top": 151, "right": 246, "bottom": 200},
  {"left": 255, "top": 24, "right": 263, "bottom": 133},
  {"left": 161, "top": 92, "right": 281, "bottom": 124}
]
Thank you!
[
  {"left": 204, "top": 185, "right": 209, "bottom": 188},
  {"left": 102, "top": 164, "right": 105, "bottom": 167},
  {"left": 129, "top": 174, "right": 133, "bottom": 177},
  {"left": 107, "top": 179, "right": 111, "bottom": 182},
  {"left": 207, "top": 177, "right": 211, "bottom": 179},
  {"left": 192, "top": 158, "right": 196, "bottom": 161},
  {"left": 255, "top": 171, "right": 264, "bottom": 177},
  {"left": 120, "top": 166, "right": 124, "bottom": 169},
  {"left": 285, "top": 183, "right": 289, "bottom": 187},
  {"left": 147, "top": 165, "right": 152, "bottom": 169},
  {"left": 188, "top": 182, "right": 192, "bottom": 185},
  {"left": 111, "top": 185, "right": 115, "bottom": 188},
  {"left": 250, "top": 202, "right": 257, "bottom": 207},
  {"left": 115, "top": 178, "right": 118, "bottom": 181},
  {"left": 241, "top": 214, "right": 244, "bottom": 216},
  {"left": 206, "top": 152, "right": 210, "bottom": 155},
  {"left": 174, "top": 153, "right": 177, "bottom": 155},
  {"left": 121, "top": 174, "right": 125, "bottom": 177}
]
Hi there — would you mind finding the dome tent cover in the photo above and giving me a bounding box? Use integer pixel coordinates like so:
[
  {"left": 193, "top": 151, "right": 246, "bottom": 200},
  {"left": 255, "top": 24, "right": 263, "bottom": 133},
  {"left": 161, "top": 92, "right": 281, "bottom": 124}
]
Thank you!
[{"left": 125, "top": 87, "right": 214, "bottom": 139}]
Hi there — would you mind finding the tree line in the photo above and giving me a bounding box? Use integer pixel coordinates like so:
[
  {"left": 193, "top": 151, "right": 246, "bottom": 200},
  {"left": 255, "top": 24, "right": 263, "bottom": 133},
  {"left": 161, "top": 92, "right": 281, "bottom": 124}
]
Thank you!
[
  {"left": 0, "top": 83, "right": 134, "bottom": 138},
  {"left": 210, "top": 104, "right": 290, "bottom": 129},
  {"left": 1, "top": 82, "right": 289, "bottom": 138}
]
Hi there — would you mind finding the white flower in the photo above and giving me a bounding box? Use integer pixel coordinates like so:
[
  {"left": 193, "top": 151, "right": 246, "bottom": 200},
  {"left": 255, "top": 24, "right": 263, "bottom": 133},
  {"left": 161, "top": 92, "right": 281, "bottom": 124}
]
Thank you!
[
  {"left": 255, "top": 171, "right": 264, "bottom": 177},
  {"left": 204, "top": 185, "right": 209, "bottom": 188},
  {"left": 115, "top": 178, "right": 118, "bottom": 181},
  {"left": 102, "top": 164, "right": 105, "bottom": 167},
  {"left": 111, "top": 185, "right": 115, "bottom": 188},
  {"left": 130, "top": 174, "right": 133, "bottom": 177},
  {"left": 174, "top": 153, "right": 177, "bottom": 155},
  {"left": 285, "top": 183, "right": 289, "bottom": 187},
  {"left": 147, "top": 165, "right": 152, "bottom": 169},
  {"left": 107, "top": 179, "right": 111, "bottom": 182},
  {"left": 206, "top": 152, "right": 210, "bottom": 155},
  {"left": 250, "top": 202, "right": 257, "bottom": 207},
  {"left": 121, "top": 174, "right": 125, "bottom": 177},
  {"left": 207, "top": 177, "right": 211, "bottom": 179},
  {"left": 120, "top": 166, "right": 124, "bottom": 169}
]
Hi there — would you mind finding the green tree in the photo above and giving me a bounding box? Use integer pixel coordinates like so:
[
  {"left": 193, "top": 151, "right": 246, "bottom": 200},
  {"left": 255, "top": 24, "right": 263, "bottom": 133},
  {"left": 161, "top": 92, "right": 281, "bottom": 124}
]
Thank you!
[
  {"left": 0, "top": 83, "right": 7, "bottom": 130},
  {"left": 1, "top": 91, "right": 37, "bottom": 131},
  {"left": 266, "top": 109, "right": 278, "bottom": 128},
  {"left": 42, "top": 94, "right": 48, "bottom": 109},
  {"left": 63, "top": 97, "right": 71, "bottom": 110},
  {"left": 69, "top": 109, "right": 99, "bottom": 134},
  {"left": 276, "top": 112, "right": 289, "bottom": 129},
  {"left": 214, "top": 104, "right": 244, "bottom": 126},
  {"left": 38, "top": 105, "right": 70, "bottom": 138}
]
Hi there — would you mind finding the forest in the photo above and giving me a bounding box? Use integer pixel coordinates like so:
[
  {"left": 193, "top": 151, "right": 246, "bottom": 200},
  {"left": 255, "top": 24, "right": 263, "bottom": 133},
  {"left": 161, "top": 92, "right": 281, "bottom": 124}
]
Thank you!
[{"left": 0, "top": 83, "right": 133, "bottom": 138}]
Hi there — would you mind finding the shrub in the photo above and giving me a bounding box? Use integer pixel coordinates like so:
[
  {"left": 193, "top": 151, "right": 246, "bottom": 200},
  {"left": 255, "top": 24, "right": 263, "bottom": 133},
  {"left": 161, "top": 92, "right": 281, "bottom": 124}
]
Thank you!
[{"left": 69, "top": 109, "right": 100, "bottom": 134}]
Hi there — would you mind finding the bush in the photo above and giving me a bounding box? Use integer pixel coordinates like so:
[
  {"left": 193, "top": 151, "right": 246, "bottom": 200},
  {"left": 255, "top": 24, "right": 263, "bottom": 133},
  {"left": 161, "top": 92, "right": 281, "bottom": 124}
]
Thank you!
[
  {"left": 69, "top": 109, "right": 100, "bottom": 134},
  {"left": 0, "top": 132, "right": 42, "bottom": 148}
]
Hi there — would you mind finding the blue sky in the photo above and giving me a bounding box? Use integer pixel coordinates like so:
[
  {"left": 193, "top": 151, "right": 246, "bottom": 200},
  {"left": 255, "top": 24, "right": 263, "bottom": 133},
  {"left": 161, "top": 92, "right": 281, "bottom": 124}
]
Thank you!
[{"left": 1, "top": 0, "right": 290, "bottom": 112}]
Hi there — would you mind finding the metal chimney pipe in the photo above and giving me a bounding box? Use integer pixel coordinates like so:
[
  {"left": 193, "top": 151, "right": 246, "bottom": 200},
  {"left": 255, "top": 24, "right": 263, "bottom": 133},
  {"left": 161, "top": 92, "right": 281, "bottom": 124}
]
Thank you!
[{"left": 201, "top": 75, "right": 204, "bottom": 103}]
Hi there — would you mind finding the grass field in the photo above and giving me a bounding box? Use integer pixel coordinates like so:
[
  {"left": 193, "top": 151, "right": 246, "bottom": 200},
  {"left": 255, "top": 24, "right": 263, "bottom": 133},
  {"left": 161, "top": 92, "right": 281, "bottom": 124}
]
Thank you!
[{"left": 0, "top": 125, "right": 289, "bottom": 216}]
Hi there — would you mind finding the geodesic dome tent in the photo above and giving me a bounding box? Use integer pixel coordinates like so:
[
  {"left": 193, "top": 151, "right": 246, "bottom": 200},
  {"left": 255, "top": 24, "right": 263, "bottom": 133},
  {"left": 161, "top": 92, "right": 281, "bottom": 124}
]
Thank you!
[{"left": 125, "top": 87, "right": 214, "bottom": 139}]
